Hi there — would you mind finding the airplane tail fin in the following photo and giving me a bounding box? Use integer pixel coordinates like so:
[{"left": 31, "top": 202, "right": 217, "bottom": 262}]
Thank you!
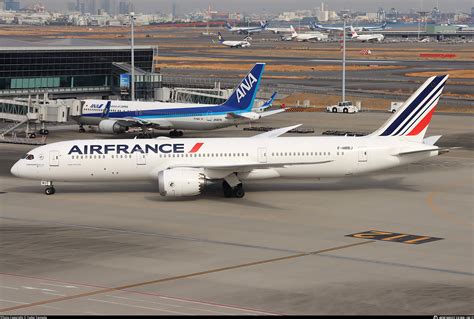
[
  {"left": 101, "top": 101, "right": 111, "bottom": 118},
  {"left": 260, "top": 20, "right": 268, "bottom": 28},
  {"left": 217, "top": 31, "right": 224, "bottom": 42},
  {"left": 371, "top": 75, "right": 449, "bottom": 141},
  {"left": 350, "top": 26, "right": 358, "bottom": 38},
  {"left": 290, "top": 25, "right": 296, "bottom": 36},
  {"left": 220, "top": 63, "right": 265, "bottom": 112},
  {"left": 258, "top": 92, "right": 277, "bottom": 111},
  {"left": 225, "top": 22, "right": 232, "bottom": 30}
]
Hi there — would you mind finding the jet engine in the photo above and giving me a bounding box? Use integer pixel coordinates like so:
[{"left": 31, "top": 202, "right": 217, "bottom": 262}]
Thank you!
[
  {"left": 98, "top": 119, "right": 127, "bottom": 134},
  {"left": 158, "top": 168, "right": 207, "bottom": 197}
]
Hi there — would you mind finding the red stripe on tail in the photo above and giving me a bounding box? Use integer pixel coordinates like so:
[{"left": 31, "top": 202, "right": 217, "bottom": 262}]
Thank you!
[
  {"left": 407, "top": 106, "right": 436, "bottom": 136},
  {"left": 189, "top": 142, "right": 204, "bottom": 153}
]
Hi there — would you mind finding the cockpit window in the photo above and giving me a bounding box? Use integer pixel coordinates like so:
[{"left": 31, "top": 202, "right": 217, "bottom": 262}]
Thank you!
[{"left": 22, "top": 154, "right": 34, "bottom": 160}]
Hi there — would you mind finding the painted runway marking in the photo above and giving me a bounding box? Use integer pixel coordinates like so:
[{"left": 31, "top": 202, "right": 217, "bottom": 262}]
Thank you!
[
  {"left": 88, "top": 298, "right": 192, "bottom": 315},
  {"left": 107, "top": 295, "right": 233, "bottom": 315},
  {"left": 346, "top": 230, "right": 443, "bottom": 244},
  {"left": 0, "top": 241, "right": 373, "bottom": 313},
  {"left": 309, "top": 59, "right": 397, "bottom": 64},
  {"left": 40, "top": 282, "right": 78, "bottom": 289},
  {"left": 0, "top": 285, "right": 19, "bottom": 290},
  {"left": 22, "top": 286, "right": 57, "bottom": 292},
  {"left": 0, "top": 299, "right": 27, "bottom": 305}
]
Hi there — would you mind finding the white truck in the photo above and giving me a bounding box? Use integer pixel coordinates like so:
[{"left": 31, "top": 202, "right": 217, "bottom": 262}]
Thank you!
[
  {"left": 326, "top": 101, "right": 359, "bottom": 113},
  {"left": 390, "top": 101, "right": 404, "bottom": 113}
]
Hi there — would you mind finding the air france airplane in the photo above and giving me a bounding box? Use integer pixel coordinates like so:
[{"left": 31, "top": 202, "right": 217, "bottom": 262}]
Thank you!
[
  {"left": 75, "top": 64, "right": 284, "bottom": 137},
  {"left": 11, "top": 75, "right": 453, "bottom": 199}
]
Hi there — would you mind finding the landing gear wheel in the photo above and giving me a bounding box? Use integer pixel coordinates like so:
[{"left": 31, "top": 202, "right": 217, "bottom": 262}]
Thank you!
[
  {"left": 223, "top": 181, "right": 233, "bottom": 198},
  {"left": 232, "top": 184, "right": 245, "bottom": 198},
  {"left": 178, "top": 131, "right": 184, "bottom": 137},
  {"left": 28, "top": 133, "right": 36, "bottom": 138},
  {"left": 169, "top": 130, "right": 183, "bottom": 138},
  {"left": 79, "top": 126, "right": 86, "bottom": 133},
  {"left": 45, "top": 187, "right": 56, "bottom": 195}
]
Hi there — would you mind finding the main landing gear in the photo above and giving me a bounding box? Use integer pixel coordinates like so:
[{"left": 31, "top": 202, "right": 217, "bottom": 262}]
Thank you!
[
  {"left": 79, "top": 125, "right": 86, "bottom": 133},
  {"left": 222, "top": 181, "right": 245, "bottom": 198},
  {"left": 169, "top": 130, "right": 184, "bottom": 138},
  {"left": 42, "top": 181, "right": 55, "bottom": 195}
]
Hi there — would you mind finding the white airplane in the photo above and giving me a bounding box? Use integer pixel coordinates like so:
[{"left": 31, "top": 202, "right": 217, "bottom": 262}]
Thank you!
[
  {"left": 266, "top": 26, "right": 293, "bottom": 34},
  {"left": 287, "top": 25, "right": 328, "bottom": 42},
  {"left": 216, "top": 32, "right": 250, "bottom": 48},
  {"left": 75, "top": 64, "right": 284, "bottom": 137},
  {"left": 350, "top": 26, "right": 384, "bottom": 42},
  {"left": 225, "top": 20, "right": 268, "bottom": 35},
  {"left": 310, "top": 22, "right": 347, "bottom": 32},
  {"left": 11, "top": 74, "right": 455, "bottom": 199}
]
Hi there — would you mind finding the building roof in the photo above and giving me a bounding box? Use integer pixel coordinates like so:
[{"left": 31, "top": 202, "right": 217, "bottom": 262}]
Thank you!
[{"left": 0, "top": 37, "right": 157, "bottom": 51}]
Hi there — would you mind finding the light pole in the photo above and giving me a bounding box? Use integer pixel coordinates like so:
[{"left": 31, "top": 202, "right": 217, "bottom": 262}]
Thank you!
[
  {"left": 342, "top": 15, "right": 347, "bottom": 102},
  {"left": 130, "top": 12, "right": 135, "bottom": 101}
]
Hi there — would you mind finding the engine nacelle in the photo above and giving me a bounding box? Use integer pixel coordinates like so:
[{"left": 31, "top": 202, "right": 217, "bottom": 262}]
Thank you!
[
  {"left": 98, "top": 119, "right": 127, "bottom": 134},
  {"left": 158, "top": 168, "right": 206, "bottom": 197}
]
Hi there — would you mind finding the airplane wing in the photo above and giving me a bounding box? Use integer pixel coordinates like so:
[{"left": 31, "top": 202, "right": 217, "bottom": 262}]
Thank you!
[
  {"left": 259, "top": 108, "right": 286, "bottom": 118},
  {"left": 168, "top": 159, "right": 334, "bottom": 172},
  {"left": 252, "top": 124, "right": 302, "bottom": 138}
]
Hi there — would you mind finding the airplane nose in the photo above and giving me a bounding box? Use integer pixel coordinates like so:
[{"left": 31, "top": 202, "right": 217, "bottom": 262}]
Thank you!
[{"left": 10, "top": 162, "right": 20, "bottom": 177}]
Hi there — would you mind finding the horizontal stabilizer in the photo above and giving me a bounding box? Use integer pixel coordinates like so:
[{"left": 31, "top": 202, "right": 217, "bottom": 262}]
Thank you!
[
  {"left": 423, "top": 135, "right": 442, "bottom": 146},
  {"left": 252, "top": 124, "right": 302, "bottom": 138},
  {"left": 395, "top": 147, "right": 461, "bottom": 156},
  {"left": 260, "top": 108, "right": 286, "bottom": 118}
]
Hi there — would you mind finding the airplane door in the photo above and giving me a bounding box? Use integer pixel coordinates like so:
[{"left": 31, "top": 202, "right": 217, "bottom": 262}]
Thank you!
[
  {"left": 358, "top": 147, "right": 368, "bottom": 162},
  {"left": 258, "top": 148, "right": 267, "bottom": 163},
  {"left": 49, "top": 151, "right": 59, "bottom": 166},
  {"left": 136, "top": 153, "right": 146, "bottom": 165}
]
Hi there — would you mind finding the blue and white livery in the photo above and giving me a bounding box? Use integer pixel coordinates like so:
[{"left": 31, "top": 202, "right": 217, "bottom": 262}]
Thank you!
[{"left": 75, "top": 63, "right": 284, "bottom": 136}]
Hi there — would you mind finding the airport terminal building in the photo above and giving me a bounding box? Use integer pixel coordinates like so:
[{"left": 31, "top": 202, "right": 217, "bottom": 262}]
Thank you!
[{"left": 0, "top": 38, "right": 161, "bottom": 100}]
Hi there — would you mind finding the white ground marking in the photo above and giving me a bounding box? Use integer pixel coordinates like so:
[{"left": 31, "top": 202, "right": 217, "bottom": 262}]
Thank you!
[
  {"left": 0, "top": 299, "right": 28, "bottom": 304},
  {"left": 107, "top": 295, "right": 233, "bottom": 315},
  {"left": 22, "top": 286, "right": 57, "bottom": 292},
  {"left": 0, "top": 285, "right": 19, "bottom": 290},
  {"left": 39, "top": 282, "right": 78, "bottom": 289},
  {"left": 87, "top": 298, "right": 193, "bottom": 315}
]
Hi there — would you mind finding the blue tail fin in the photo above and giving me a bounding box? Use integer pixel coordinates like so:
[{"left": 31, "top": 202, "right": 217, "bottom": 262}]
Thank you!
[
  {"left": 225, "top": 22, "right": 232, "bottom": 30},
  {"left": 221, "top": 63, "right": 265, "bottom": 112},
  {"left": 101, "top": 101, "right": 111, "bottom": 118},
  {"left": 217, "top": 32, "right": 224, "bottom": 42}
]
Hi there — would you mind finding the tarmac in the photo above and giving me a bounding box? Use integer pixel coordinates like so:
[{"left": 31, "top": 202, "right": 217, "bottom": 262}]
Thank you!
[{"left": 1, "top": 111, "right": 473, "bottom": 314}]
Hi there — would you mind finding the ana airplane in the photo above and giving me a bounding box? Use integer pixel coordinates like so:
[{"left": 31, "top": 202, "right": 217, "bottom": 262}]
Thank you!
[
  {"left": 353, "top": 22, "right": 388, "bottom": 32},
  {"left": 350, "top": 26, "right": 384, "bottom": 42},
  {"left": 310, "top": 21, "right": 347, "bottom": 32},
  {"left": 12, "top": 74, "right": 454, "bottom": 199},
  {"left": 75, "top": 64, "right": 284, "bottom": 137},
  {"left": 216, "top": 32, "right": 250, "bottom": 48},
  {"left": 287, "top": 25, "right": 328, "bottom": 42},
  {"left": 225, "top": 21, "right": 268, "bottom": 35}
]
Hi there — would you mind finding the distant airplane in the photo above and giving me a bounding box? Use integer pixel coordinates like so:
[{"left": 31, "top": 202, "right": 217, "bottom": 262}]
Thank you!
[
  {"left": 75, "top": 64, "right": 284, "bottom": 137},
  {"left": 266, "top": 25, "right": 293, "bottom": 34},
  {"left": 216, "top": 32, "right": 251, "bottom": 48},
  {"left": 350, "top": 26, "right": 384, "bottom": 42},
  {"left": 310, "top": 21, "right": 347, "bottom": 32},
  {"left": 12, "top": 75, "right": 455, "bottom": 198},
  {"left": 353, "top": 22, "right": 388, "bottom": 32},
  {"left": 287, "top": 25, "right": 328, "bottom": 42},
  {"left": 225, "top": 20, "right": 268, "bottom": 35}
]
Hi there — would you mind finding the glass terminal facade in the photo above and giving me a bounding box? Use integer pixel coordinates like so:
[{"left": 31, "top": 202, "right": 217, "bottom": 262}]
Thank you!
[{"left": 0, "top": 45, "right": 158, "bottom": 99}]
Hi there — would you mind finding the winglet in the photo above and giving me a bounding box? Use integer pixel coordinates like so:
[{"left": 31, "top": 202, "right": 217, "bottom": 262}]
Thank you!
[{"left": 252, "top": 124, "right": 302, "bottom": 139}]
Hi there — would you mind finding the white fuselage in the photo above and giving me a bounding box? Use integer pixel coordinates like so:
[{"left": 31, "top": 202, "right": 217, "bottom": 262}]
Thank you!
[
  {"left": 292, "top": 32, "right": 327, "bottom": 42},
  {"left": 353, "top": 33, "right": 384, "bottom": 42},
  {"left": 76, "top": 100, "right": 261, "bottom": 130},
  {"left": 11, "top": 135, "right": 439, "bottom": 183},
  {"left": 267, "top": 27, "right": 293, "bottom": 34},
  {"left": 221, "top": 40, "right": 250, "bottom": 48}
]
